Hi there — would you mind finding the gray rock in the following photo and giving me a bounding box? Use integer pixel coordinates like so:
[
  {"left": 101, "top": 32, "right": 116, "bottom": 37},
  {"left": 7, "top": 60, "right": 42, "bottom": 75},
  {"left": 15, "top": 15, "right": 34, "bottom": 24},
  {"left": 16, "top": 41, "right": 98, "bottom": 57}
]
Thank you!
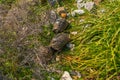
[
  {"left": 76, "top": 0, "right": 83, "bottom": 3},
  {"left": 76, "top": 0, "right": 95, "bottom": 11},
  {"left": 70, "top": 71, "right": 81, "bottom": 78},
  {"left": 84, "top": 2, "right": 95, "bottom": 11},
  {"left": 66, "top": 43, "right": 75, "bottom": 51},
  {"left": 60, "top": 71, "right": 72, "bottom": 80},
  {"left": 49, "top": 10, "right": 58, "bottom": 24},
  {"left": 77, "top": 0, "right": 84, "bottom": 9},
  {"left": 50, "top": 33, "right": 70, "bottom": 51},
  {"left": 71, "top": 10, "right": 85, "bottom": 16}
]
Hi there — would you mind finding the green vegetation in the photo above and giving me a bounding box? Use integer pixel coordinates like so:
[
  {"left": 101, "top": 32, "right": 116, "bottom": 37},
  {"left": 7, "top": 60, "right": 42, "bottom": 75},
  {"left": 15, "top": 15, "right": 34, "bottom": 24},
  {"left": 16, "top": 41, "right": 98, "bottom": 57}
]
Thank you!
[
  {"left": 0, "top": 0, "right": 120, "bottom": 80},
  {"left": 57, "top": 0, "right": 120, "bottom": 79}
]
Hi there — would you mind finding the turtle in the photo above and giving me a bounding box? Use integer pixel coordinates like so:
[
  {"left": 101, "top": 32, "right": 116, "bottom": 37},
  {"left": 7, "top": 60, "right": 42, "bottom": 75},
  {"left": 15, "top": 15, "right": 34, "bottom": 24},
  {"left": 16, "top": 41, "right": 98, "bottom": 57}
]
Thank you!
[
  {"left": 53, "top": 18, "right": 69, "bottom": 33},
  {"left": 50, "top": 33, "right": 70, "bottom": 51}
]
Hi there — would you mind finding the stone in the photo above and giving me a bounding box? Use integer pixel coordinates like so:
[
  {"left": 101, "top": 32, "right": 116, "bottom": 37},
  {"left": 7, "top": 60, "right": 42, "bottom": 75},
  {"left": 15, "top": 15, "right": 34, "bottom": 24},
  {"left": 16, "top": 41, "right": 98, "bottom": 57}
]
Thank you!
[
  {"left": 79, "top": 19, "right": 84, "bottom": 22},
  {"left": 76, "top": 0, "right": 83, "bottom": 3},
  {"left": 84, "top": 2, "right": 95, "bottom": 11},
  {"left": 49, "top": 10, "right": 58, "bottom": 24},
  {"left": 56, "top": 55, "right": 60, "bottom": 61},
  {"left": 77, "top": 0, "right": 84, "bottom": 9},
  {"left": 50, "top": 33, "right": 70, "bottom": 51},
  {"left": 100, "top": 9, "right": 106, "bottom": 13},
  {"left": 53, "top": 18, "right": 69, "bottom": 33},
  {"left": 71, "top": 10, "right": 85, "bottom": 16},
  {"left": 60, "top": 71, "right": 72, "bottom": 80},
  {"left": 76, "top": 0, "right": 95, "bottom": 11},
  {"left": 70, "top": 71, "right": 81, "bottom": 79},
  {"left": 66, "top": 43, "right": 75, "bottom": 51},
  {"left": 71, "top": 31, "right": 78, "bottom": 35}
]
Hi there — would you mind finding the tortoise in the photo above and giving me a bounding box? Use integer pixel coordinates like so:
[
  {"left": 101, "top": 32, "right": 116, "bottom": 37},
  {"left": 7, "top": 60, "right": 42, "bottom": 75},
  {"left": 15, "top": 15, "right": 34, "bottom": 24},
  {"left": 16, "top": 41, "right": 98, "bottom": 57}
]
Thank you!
[
  {"left": 53, "top": 18, "right": 69, "bottom": 33},
  {"left": 50, "top": 33, "right": 70, "bottom": 51},
  {"left": 37, "top": 46, "right": 54, "bottom": 65}
]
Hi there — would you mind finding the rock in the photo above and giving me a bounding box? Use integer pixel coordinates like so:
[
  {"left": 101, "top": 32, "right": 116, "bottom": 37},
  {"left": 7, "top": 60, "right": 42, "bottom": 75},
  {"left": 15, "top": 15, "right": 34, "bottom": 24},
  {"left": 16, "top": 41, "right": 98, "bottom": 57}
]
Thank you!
[
  {"left": 79, "top": 19, "right": 84, "bottom": 22},
  {"left": 76, "top": 0, "right": 83, "bottom": 3},
  {"left": 76, "top": 0, "right": 95, "bottom": 11},
  {"left": 71, "top": 31, "right": 78, "bottom": 35},
  {"left": 53, "top": 18, "right": 69, "bottom": 33},
  {"left": 56, "top": 55, "right": 60, "bottom": 61},
  {"left": 71, "top": 10, "right": 85, "bottom": 16},
  {"left": 50, "top": 33, "right": 70, "bottom": 51},
  {"left": 49, "top": 10, "right": 58, "bottom": 24},
  {"left": 84, "top": 23, "right": 93, "bottom": 28},
  {"left": 60, "top": 71, "right": 72, "bottom": 80},
  {"left": 84, "top": 2, "right": 95, "bottom": 11},
  {"left": 77, "top": 0, "right": 84, "bottom": 9},
  {"left": 70, "top": 71, "right": 81, "bottom": 79},
  {"left": 100, "top": 9, "right": 106, "bottom": 13},
  {"left": 66, "top": 43, "right": 75, "bottom": 51}
]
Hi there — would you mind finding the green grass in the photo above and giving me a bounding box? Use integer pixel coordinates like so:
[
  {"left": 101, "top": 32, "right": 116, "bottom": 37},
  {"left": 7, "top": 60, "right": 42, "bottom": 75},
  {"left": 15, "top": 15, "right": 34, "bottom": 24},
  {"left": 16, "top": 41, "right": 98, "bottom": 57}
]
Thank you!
[{"left": 56, "top": 0, "right": 120, "bottom": 80}]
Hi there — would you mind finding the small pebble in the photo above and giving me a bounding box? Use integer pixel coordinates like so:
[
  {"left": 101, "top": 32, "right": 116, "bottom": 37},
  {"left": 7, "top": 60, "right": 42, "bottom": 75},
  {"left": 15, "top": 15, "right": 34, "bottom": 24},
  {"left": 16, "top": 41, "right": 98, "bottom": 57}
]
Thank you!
[
  {"left": 84, "top": 2, "right": 95, "bottom": 11},
  {"left": 79, "top": 19, "right": 84, "bottom": 22},
  {"left": 51, "top": 77, "right": 55, "bottom": 80},
  {"left": 76, "top": 0, "right": 83, "bottom": 3},
  {"left": 66, "top": 43, "right": 75, "bottom": 51},
  {"left": 56, "top": 56, "right": 60, "bottom": 61},
  {"left": 84, "top": 23, "right": 93, "bottom": 28},
  {"left": 71, "top": 31, "right": 78, "bottom": 35},
  {"left": 100, "top": 9, "right": 106, "bottom": 13},
  {"left": 70, "top": 71, "right": 81, "bottom": 79},
  {"left": 60, "top": 71, "right": 72, "bottom": 80},
  {"left": 71, "top": 10, "right": 85, "bottom": 16},
  {"left": 49, "top": 10, "right": 58, "bottom": 24},
  {"left": 77, "top": 2, "right": 85, "bottom": 9}
]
